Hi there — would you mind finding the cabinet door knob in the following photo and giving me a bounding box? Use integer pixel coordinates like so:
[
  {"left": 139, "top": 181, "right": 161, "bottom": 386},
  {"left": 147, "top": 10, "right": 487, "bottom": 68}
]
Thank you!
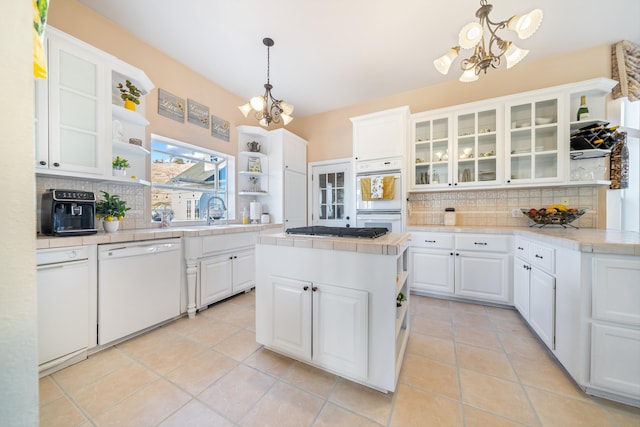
[
  {"left": 450, "top": 252, "right": 454, "bottom": 256},
  {"left": 312, "top": 286, "right": 318, "bottom": 292},
  {"left": 455, "top": 253, "right": 459, "bottom": 256},
  {"left": 53, "top": 162, "right": 60, "bottom": 167},
  {"left": 303, "top": 286, "right": 309, "bottom": 291},
  {"left": 39, "top": 161, "right": 46, "bottom": 166}
]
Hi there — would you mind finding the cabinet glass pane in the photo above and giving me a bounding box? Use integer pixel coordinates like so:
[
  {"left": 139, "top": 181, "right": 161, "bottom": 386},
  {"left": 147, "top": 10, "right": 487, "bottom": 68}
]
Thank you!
[
  {"left": 510, "top": 130, "right": 531, "bottom": 154},
  {"left": 478, "top": 110, "right": 496, "bottom": 132},
  {"left": 59, "top": 51, "right": 96, "bottom": 96},
  {"left": 433, "top": 141, "right": 448, "bottom": 162},
  {"left": 60, "top": 129, "right": 97, "bottom": 167},
  {"left": 416, "top": 121, "right": 430, "bottom": 142},
  {"left": 458, "top": 136, "right": 475, "bottom": 159},
  {"left": 535, "top": 153, "right": 558, "bottom": 179},
  {"left": 433, "top": 118, "right": 448, "bottom": 140},
  {"left": 318, "top": 172, "right": 344, "bottom": 220},
  {"left": 415, "top": 142, "right": 429, "bottom": 164},
  {"left": 511, "top": 156, "right": 532, "bottom": 180},
  {"left": 60, "top": 90, "right": 96, "bottom": 131},
  {"left": 432, "top": 164, "right": 447, "bottom": 184},
  {"left": 535, "top": 127, "right": 558, "bottom": 152},
  {"left": 458, "top": 113, "right": 474, "bottom": 136},
  {"left": 458, "top": 160, "right": 475, "bottom": 183},
  {"left": 511, "top": 104, "right": 531, "bottom": 129},
  {"left": 478, "top": 135, "right": 496, "bottom": 156},
  {"left": 416, "top": 165, "right": 429, "bottom": 185},
  {"left": 478, "top": 158, "right": 496, "bottom": 181},
  {"left": 535, "top": 99, "right": 557, "bottom": 124}
]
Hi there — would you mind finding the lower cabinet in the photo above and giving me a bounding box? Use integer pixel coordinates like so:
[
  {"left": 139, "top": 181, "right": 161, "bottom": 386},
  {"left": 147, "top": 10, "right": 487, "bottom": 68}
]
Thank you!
[
  {"left": 410, "top": 232, "right": 512, "bottom": 304},
  {"left": 269, "top": 276, "right": 368, "bottom": 379},
  {"left": 199, "top": 249, "right": 255, "bottom": 307},
  {"left": 513, "top": 237, "right": 556, "bottom": 350},
  {"left": 591, "top": 324, "right": 640, "bottom": 397}
]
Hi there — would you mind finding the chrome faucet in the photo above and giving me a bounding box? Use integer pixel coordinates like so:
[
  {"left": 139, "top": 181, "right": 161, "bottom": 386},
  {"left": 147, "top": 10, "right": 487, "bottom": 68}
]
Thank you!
[{"left": 207, "top": 196, "right": 227, "bottom": 225}]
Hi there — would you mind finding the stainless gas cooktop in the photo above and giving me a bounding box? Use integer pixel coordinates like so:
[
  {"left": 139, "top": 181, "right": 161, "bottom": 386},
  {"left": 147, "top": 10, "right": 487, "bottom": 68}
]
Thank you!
[{"left": 285, "top": 226, "right": 389, "bottom": 239}]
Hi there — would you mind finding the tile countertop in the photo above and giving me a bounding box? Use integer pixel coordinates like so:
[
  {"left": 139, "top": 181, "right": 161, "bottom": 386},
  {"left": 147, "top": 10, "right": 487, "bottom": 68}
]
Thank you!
[
  {"left": 406, "top": 225, "right": 640, "bottom": 256},
  {"left": 257, "top": 232, "right": 411, "bottom": 255},
  {"left": 36, "top": 223, "right": 283, "bottom": 250}
]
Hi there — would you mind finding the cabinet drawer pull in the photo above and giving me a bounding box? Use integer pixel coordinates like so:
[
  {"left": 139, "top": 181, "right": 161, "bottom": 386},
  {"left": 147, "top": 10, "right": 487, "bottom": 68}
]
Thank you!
[
  {"left": 474, "top": 242, "right": 488, "bottom": 246},
  {"left": 517, "top": 246, "right": 524, "bottom": 250},
  {"left": 425, "top": 240, "right": 436, "bottom": 243},
  {"left": 535, "top": 254, "right": 543, "bottom": 259}
]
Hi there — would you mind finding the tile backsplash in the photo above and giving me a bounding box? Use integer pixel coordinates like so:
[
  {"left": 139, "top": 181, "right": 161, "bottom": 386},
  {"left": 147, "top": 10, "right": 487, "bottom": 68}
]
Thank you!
[
  {"left": 36, "top": 176, "right": 149, "bottom": 233},
  {"left": 407, "top": 186, "right": 603, "bottom": 228}
]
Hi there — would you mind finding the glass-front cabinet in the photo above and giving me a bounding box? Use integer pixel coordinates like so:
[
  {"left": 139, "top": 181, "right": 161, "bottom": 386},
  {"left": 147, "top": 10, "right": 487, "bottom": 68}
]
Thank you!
[
  {"left": 453, "top": 106, "right": 501, "bottom": 187},
  {"left": 505, "top": 95, "right": 564, "bottom": 185},
  {"left": 411, "top": 113, "right": 452, "bottom": 189}
]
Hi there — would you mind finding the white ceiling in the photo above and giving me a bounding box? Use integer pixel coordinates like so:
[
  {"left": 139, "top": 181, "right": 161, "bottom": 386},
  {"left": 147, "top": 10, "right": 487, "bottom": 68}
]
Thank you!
[{"left": 78, "top": 0, "right": 640, "bottom": 118}]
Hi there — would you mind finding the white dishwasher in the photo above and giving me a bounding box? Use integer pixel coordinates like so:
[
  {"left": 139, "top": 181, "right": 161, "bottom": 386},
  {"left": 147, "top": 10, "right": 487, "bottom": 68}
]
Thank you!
[{"left": 98, "top": 238, "right": 181, "bottom": 345}]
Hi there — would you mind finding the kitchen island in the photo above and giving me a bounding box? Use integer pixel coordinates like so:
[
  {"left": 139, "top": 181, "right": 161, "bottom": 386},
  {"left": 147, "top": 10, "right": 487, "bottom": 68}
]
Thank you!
[{"left": 255, "top": 231, "right": 410, "bottom": 393}]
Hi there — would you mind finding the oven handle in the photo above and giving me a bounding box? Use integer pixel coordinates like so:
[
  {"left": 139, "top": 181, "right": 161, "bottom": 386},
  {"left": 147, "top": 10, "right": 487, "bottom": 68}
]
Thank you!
[
  {"left": 356, "top": 210, "right": 402, "bottom": 216},
  {"left": 356, "top": 170, "right": 401, "bottom": 178}
]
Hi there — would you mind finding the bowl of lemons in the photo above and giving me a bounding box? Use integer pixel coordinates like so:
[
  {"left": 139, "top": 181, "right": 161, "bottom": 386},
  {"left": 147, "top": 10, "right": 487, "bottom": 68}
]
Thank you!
[{"left": 521, "top": 205, "right": 586, "bottom": 229}]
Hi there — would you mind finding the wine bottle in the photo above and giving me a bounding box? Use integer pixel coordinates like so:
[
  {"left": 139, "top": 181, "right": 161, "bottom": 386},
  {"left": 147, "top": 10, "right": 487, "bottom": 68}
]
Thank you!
[{"left": 577, "top": 96, "right": 590, "bottom": 121}]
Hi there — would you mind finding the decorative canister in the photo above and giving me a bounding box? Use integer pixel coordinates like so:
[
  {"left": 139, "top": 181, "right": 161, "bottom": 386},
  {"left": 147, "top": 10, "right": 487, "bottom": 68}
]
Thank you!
[
  {"left": 261, "top": 213, "right": 270, "bottom": 224},
  {"left": 444, "top": 207, "right": 456, "bottom": 226}
]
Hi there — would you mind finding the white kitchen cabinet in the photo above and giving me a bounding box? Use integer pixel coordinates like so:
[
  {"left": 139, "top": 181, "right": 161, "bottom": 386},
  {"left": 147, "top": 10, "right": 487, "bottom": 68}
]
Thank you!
[
  {"left": 513, "top": 237, "right": 557, "bottom": 350},
  {"left": 36, "top": 27, "right": 153, "bottom": 184},
  {"left": 351, "top": 106, "right": 410, "bottom": 161},
  {"left": 38, "top": 28, "right": 107, "bottom": 175},
  {"left": 409, "top": 232, "right": 512, "bottom": 304},
  {"left": 237, "top": 126, "right": 308, "bottom": 227},
  {"left": 411, "top": 112, "right": 452, "bottom": 189},
  {"left": 589, "top": 254, "right": 640, "bottom": 401},
  {"left": 184, "top": 231, "right": 258, "bottom": 316},
  {"left": 269, "top": 276, "right": 369, "bottom": 378}
]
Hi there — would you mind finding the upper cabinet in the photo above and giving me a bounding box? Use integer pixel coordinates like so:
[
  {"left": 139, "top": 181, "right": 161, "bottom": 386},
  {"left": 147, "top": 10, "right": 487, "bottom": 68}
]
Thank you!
[
  {"left": 35, "top": 27, "right": 154, "bottom": 184},
  {"left": 409, "top": 78, "right": 618, "bottom": 191},
  {"left": 504, "top": 94, "right": 563, "bottom": 185},
  {"left": 351, "top": 106, "right": 410, "bottom": 161}
]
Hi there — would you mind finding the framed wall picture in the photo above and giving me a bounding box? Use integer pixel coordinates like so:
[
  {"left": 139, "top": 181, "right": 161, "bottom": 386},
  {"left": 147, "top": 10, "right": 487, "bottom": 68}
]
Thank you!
[
  {"left": 211, "top": 115, "right": 230, "bottom": 141},
  {"left": 248, "top": 157, "right": 261, "bottom": 173},
  {"left": 187, "top": 99, "right": 210, "bottom": 128},
  {"left": 158, "top": 89, "right": 185, "bottom": 122}
]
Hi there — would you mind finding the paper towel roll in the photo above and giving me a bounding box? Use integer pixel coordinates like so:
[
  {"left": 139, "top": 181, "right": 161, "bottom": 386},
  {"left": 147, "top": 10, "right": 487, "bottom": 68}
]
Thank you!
[{"left": 249, "top": 201, "right": 262, "bottom": 222}]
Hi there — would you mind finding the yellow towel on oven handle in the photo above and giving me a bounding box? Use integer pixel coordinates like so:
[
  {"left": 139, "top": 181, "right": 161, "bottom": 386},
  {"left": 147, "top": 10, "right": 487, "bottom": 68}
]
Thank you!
[{"left": 360, "top": 176, "right": 395, "bottom": 201}]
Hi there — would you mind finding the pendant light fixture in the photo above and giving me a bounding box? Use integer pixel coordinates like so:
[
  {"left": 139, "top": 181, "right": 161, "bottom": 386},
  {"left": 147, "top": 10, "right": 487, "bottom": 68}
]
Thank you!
[
  {"left": 434, "top": 0, "right": 543, "bottom": 82},
  {"left": 238, "top": 38, "right": 294, "bottom": 127}
]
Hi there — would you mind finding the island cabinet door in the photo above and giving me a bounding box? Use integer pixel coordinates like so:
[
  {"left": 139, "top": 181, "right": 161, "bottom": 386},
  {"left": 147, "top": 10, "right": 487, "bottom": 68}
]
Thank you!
[
  {"left": 312, "top": 284, "right": 368, "bottom": 380},
  {"left": 271, "top": 276, "right": 312, "bottom": 360}
]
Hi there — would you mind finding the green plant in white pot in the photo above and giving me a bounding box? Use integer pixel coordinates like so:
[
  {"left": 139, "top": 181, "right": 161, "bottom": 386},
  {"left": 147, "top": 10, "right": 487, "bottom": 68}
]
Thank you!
[
  {"left": 112, "top": 156, "right": 130, "bottom": 176},
  {"left": 96, "top": 191, "right": 130, "bottom": 232}
]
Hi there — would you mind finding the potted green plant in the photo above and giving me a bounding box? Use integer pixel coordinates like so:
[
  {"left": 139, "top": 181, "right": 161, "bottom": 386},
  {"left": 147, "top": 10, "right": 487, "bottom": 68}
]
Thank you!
[
  {"left": 96, "top": 191, "right": 130, "bottom": 232},
  {"left": 117, "top": 79, "right": 141, "bottom": 111},
  {"left": 112, "top": 155, "right": 130, "bottom": 176}
]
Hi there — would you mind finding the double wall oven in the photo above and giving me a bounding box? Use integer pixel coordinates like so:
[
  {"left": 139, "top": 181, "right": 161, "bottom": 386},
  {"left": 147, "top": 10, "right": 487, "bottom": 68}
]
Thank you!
[{"left": 355, "top": 158, "right": 403, "bottom": 232}]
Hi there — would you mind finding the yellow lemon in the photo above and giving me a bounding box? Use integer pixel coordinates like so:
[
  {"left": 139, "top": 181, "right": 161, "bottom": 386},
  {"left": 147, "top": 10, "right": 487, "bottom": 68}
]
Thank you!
[
  {"left": 106, "top": 216, "right": 114, "bottom": 221},
  {"left": 117, "top": 215, "right": 124, "bottom": 221}
]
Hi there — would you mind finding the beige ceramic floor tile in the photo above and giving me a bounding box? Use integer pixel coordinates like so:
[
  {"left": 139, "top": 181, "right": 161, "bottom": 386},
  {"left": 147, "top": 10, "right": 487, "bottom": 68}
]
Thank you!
[
  {"left": 136, "top": 335, "right": 206, "bottom": 375},
  {"left": 525, "top": 386, "right": 616, "bottom": 427},
  {"left": 463, "top": 405, "right": 529, "bottom": 427},
  {"left": 459, "top": 368, "right": 537, "bottom": 425},
  {"left": 412, "top": 295, "right": 451, "bottom": 310},
  {"left": 492, "top": 317, "right": 534, "bottom": 336},
  {"left": 51, "top": 347, "right": 131, "bottom": 393},
  {"left": 455, "top": 342, "right": 518, "bottom": 381},
  {"left": 163, "top": 315, "right": 214, "bottom": 337},
  {"left": 282, "top": 361, "right": 338, "bottom": 397},
  {"left": 410, "top": 303, "right": 452, "bottom": 322},
  {"left": 165, "top": 348, "right": 238, "bottom": 396},
  {"left": 592, "top": 397, "right": 640, "bottom": 427},
  {"left": 453, "top": 325, "right": 503, "bottom": 351},
  {"left": 399, "top": 353, "right": 459, "bottom": 399},
  {"left": 451, "top": 301, "right": 488, "bottom": 315},
  {"left": 389, "top": 383, "right": 463, "bottom": 427},
  {"left": 40, "top": 396, "right": 87, "bottom": 427},
  {"left": 312, "top": 402, "right": 383, "bottom": 427},
  {"left": 244, "top": 347, "right": 296, "bottom": 378},
  {"left": 329, "top": 379, "right": 394, "bottom": 425},
  {"left": 510, "top": 354, "right": 590, "bottom": 402},
  {"left": 197, "top": 364, "right": 275, "bottom": 422},
  {"left": 186, "top": 320, "right": 242, "bottom": 347},
  {"left": 69, "top": 362, "right": 158, "bottom": 417},
  {"left": 499, "top": 333, "right": 551, "bottom": 361},
  {"left": 39, "top": 377, "right": 63, "bottom": 406},
  {"left": 213, "top": 329, "right": 261, "bottom": 361},
  {"left": 406, "top": 332, "right": 456, "bottom": 365},
  {"left": 452, "top": 311, "right": 495, "bottom": 330},
  {"left": 115, "top": 327, "right": 177, "bottom": 359},
  {"left": 409, "top": 315, "right": 453, "bottom": 339},
  {"left": 230, "top": 289, "right": 256, "bottom": 308},
  {"left": 157, "top": 399, "right": 233, "bottom": 427},
  {"left": 240, "top": 381, "right": 324, "bottom": 427},
  {"left": 92, "top": 378, "right": 190, "bottom": 427}
]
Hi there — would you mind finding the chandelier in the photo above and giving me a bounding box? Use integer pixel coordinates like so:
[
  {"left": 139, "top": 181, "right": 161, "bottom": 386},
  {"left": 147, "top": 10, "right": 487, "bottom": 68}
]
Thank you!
[
  {"left": 238, "top": 37, "right": 294, "bottom": 127},
  {"left": 434, "top": 0, "right": 543, "bottom": 82}
]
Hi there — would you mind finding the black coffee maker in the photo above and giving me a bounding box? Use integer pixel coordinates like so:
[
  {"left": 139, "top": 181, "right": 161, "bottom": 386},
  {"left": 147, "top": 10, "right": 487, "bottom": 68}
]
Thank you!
[{"left": 41, "top": 189, "right": 98, "bottom": 236}]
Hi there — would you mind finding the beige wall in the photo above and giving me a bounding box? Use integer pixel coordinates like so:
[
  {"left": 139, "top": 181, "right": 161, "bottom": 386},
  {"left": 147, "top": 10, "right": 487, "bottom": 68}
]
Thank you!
[
  {"left": 0, "top": 1, "right": 39, "bottom": 425},
  {"left": 288, "top": 45, "right": 612, "bottom": 162}
]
